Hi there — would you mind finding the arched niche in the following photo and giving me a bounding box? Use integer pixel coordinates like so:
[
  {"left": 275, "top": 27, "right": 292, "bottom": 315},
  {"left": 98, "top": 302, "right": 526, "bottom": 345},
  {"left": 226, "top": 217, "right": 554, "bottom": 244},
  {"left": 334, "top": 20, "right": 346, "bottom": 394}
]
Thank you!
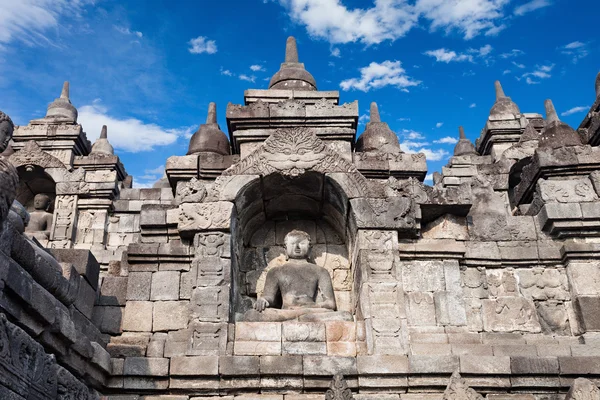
[
  {"left": 16, "top": 165, "right": 56, "bottom": 212},
  {"left": 230, "top": 171, "right": 358, "bottom": 321}
]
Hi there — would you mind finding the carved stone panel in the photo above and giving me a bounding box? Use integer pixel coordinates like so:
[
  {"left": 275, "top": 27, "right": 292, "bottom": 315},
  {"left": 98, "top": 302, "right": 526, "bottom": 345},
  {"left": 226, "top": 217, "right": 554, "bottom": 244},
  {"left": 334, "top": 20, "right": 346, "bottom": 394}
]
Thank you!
[
  {"left": 178, "top": 201, "right": 233, "bottom": 235},
  {"left": 538, "top": 177, "right": 598, "bottom": 203},
  {"left": 190, "top": 287, "right": 229, "bottom": 323},
  {"left": 188, "top": 322, "right": 228, "bottom": 356},
  {"left": 351, "top": 198, "right": 416, "bottom": 230},
  {"left": 482, "top": 297, "right": 541, "bottom": 333},
  {"left": 565, "top": 378, "right": 600, "bottom": 400},
  {"left": 50, "top": 195, "right": 77, "bottom": 248}
]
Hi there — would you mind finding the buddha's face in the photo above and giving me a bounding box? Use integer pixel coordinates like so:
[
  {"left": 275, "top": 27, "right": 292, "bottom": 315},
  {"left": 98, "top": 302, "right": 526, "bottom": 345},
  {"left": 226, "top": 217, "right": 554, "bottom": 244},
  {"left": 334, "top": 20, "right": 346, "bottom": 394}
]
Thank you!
[
  {"left": 0, "top": 120, "right": 14, "bottom": 153},
  {"left": 285, "top": 234, "right": 310, "bottom": 260},
  {"left": 34, "top": 194, "right": 50, "bottom": 211}
]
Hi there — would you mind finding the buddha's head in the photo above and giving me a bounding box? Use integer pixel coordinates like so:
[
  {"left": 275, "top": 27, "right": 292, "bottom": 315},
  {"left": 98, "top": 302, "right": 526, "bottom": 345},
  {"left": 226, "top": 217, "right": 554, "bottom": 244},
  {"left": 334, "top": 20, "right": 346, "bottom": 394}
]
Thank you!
[
  {"left": 0, "top": 111, "right": 14, "bottom": 153},
  {"left": 33, "top": 194, "right": 51, "bottom": 211},
  {"left": 284, "top": 229, "right": 311, "bottom": 260}
]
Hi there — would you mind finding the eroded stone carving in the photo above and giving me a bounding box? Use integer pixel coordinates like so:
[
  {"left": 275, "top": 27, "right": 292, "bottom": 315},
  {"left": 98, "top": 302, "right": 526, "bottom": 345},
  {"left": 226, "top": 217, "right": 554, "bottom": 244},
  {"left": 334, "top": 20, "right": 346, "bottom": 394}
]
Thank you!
[
  {"left": 325, "top": 374, "right": 354, "bottom": 400},
  {"left": 565, "top": 377, "right": 600, "bottom": 400},
  {"left": 9, "top": 140, "right": 65, "bottom": 169},
  {"left": 242, "top": 229, "right": 352, "bottom": 322},
  {"left": 176, "top": 177, "right": 207, "bottom": 204},
  {"left": 443, "top": 370, "right": 483, "bottom": 400},
  {"left": 223, "top": 127, "right": 370, "bottom": 195},
  {"left": 178, "top": 202, "right": 233, "bottom": 234}
]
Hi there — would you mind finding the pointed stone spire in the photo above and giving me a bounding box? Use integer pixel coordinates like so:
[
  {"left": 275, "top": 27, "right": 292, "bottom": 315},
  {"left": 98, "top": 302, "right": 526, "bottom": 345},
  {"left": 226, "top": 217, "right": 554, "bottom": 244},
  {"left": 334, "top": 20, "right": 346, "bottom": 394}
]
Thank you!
[
  {"left": 495, "top": 80, "right": 506, "bottom": 100},
  {"left": 268, "top": 36, "right": 317, "bottom": 91},
  {"left": 187, "top": 102, "right": 230, "bottom": 156},
  {"left": 538, "top": 98, "right": 583, "bottom": 149},
  {"left": 91, "top": 125, "right": 114, "bottom": 155},
  {"left": 206, "top": 102, "right": 217, "bottom": 124},
  {"left": 356, "top": 101, "right": 402, "bottom": 154},
  {"left": 544, "top": 99, "right": 560, "bottom": 124},
  {"left": 60, "top": 81, "right": 70, "bottom": 99},
  {"left": 489, "top": 80, "right": 520, "bottom": 116},
  {"left": 595, "top": 71, "right": 600, "bottom": 98},
  {"left": 45, "top": 81, "right": 78, "bottom": 123},
  {"left": 370, "top": 102, "right": 381, "bottom": 123},
  {"left": 565, "top": 378, "right": 600, "bottom": 400},
  {"left": 443, "top": 371, "right": 484, "bottom": 400},
  {"left": 453, "top": 126, "right": 478, "bottom": 156},
  {"left": 285, "top": 36, "right": 299, "bottom": 63}
]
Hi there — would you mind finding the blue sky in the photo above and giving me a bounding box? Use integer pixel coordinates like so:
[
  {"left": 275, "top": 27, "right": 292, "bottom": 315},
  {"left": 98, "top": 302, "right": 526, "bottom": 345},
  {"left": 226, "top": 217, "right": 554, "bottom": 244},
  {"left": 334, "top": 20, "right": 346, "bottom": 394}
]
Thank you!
[{"left": 0, "top": 0, "right": 597, "bottom": 186}]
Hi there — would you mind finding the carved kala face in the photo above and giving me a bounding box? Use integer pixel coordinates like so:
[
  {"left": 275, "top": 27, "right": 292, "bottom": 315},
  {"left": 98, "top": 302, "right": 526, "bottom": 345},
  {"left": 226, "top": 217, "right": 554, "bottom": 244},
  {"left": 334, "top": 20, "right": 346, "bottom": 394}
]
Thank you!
[
  {"left": 285, "top": 234, "right": 310, "bottom": 259},
  {"left": 0, "top": 120, "right": 13, "bottom": 152},
  {"left": 34, "top": 194, "right": 50, "bottom": 210}
]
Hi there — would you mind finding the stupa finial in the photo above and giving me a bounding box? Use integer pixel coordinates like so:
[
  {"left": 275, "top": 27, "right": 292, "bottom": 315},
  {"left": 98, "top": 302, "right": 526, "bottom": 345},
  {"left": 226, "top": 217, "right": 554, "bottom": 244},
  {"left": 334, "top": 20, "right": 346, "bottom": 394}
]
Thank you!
[
  {"left": 495, "top": 80, "right": 506, "bottom": 100},
  {"left": 459, "top": 126, "right": 466, "bottom": 139},
  {"left": 206, "top": 102, "right": 217, "bottom": 124},
  {"left": 100, "top": 125, "right": 108, "bottom": 139},
  {"left": 91, "top": 125, "right": 114, "bottom": 155},
  {"left": 544, "top": 99, "right": 560, "bottom": 124},
  {"left": 60, "top": 81, "right": 70, "bottom": 99},
  {"left": 285, "top": 36, "right": 299, "bottom": 63},
  {"left": 370, "top": 102, "right": 381, "bottom": 123}
]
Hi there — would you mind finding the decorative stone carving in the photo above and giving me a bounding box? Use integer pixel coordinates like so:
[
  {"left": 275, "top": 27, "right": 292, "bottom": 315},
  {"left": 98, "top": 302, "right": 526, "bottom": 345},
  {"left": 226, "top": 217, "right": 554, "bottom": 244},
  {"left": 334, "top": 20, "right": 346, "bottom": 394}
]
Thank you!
[
  {"left": 176, "top": 177, "right": 207, "bottom": 204},
  {"left": 194, "top": 232, "right": 229, "bottom": 258},
  {"left": 313, "top": 98, "right": 336, "bottom": 110},
  {"left": 538, "top": 177, "right": 598, "bottom": 203},
  {"left": 50, "top": 195, "right": 77, "bottom": 247},
  {"left": 9, "top": 140, "right": 65, "bottom": 169},
  {"left": 325, "top": 374, "right": 354, "bottom": 400},
  {"left": 565, "top": 378, "right": 600, "bottom": 400},
  {"left": 223, "top": 127, "right": 370, "bottom": 196},
  {"left": 518, "top": 267, "right": 569, "bottom": 301},
  {"left": 351, "top": 197, "right": 415, "bottom": 230},
  {"left": 242, "top": 230, "right": 352, "bottom": 322},
  {"left": 178, "top": 201, "right": 233, "bottom": 235},
  {"left": 482, "top": 297, "right": 541, "bottom": 332},
  {"left": 443, "top": 371, "right": 483, "bottom": 400}
]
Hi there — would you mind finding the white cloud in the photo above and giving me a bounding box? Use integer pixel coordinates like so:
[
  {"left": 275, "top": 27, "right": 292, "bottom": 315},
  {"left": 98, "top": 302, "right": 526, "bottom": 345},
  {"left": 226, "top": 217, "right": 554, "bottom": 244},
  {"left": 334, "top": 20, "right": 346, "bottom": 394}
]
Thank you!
[
  {"left": 402, "top": 129, "right": 425, "bottom": 140},
  {"left": 397, "top": 117, "right": 411, "bottom": 121},
  {"left": 477, "top": 44, "right": 493, "bottom": 56},
  {"left": 115, "top": 26, "right": 143, "bottom": 38},
  {"left": 500, "top": 49, "right": 524, "bottom": 58},
  {"left": 503, "top": 69, "right": 511, "bottom": 75},
  {"left": 358, "top": 114, "right": 369, "bottom": 125},
  {"left": 0, "top": 0, "right": 93, "bottom": 50},
  {"left": 188, "top": 36, "right": 217, "bottom": 54},
  {"left": 220, "top": 67, "right": 233, "bottom": 76},
  {"left": 276, "top": 0, "right": 511, "bottom": 44},
  {"left": 79, "top": 101, "right": 191, "bottom": 152},
  {"left": 250, "top": 64, "right": 265, "bottom": 71},
  {"left": 561, "top": 106, "right": 589, "bottom": 117},
  {"left": 134, "top": 165, "right": 166, "bottom": 188},
  {"left": 514, "top": 0, "right": 551, "bottom": 16},
  {"left": 425, "top": 44, "right": 492, "bottom": 64},
  {"left": 434, "top": 136, "right": 459, "bottom": 144},
  {"left": 424, "top": 48, "right": 472, "bottom": 63},
  {"left": 469, "top": 103, "right": 477, "bottom": 108},
  {"left": 512, "top": 61, "right": 525, "bottom": 69},
  {"left": 520, "top": 63, "right": 554, "bottom": 83},
  {"left": 402, "top": 140, "right": 450, "bottom": 161},
  {"left": 340, "top": 60, "right": 421, "bottom": 92},
  {"left": 331, "top": 47, "right": 341, "bottom": 57},
  {"left": 559, "top": 41, "right": 590, "bottom": 63},
  {"left": 435, "top": 122, "right": 443, "bottom": 128},
  {"left": 239, "top": 74, "right": 256, "bottom": 83},
  {"left": 424, "top": 173, "right": 433, "bottom": 183}
]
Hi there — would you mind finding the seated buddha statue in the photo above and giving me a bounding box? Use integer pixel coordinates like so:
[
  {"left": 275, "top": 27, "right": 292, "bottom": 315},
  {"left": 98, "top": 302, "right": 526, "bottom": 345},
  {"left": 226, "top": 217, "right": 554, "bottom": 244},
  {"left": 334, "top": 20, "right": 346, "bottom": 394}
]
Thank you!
[
  {"left": 242, "top": 229, "right": 352, "bottom": 322},
  {"left": 25, "top": 194, "right": 53, "bottom": 240}
]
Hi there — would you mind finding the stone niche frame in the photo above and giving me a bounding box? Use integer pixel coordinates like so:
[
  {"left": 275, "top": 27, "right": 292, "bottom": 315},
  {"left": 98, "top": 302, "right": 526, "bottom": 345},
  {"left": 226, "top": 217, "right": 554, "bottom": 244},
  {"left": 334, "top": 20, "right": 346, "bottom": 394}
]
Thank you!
[{"left": 177, "top": 127, "right": 420, "bottom": 357}]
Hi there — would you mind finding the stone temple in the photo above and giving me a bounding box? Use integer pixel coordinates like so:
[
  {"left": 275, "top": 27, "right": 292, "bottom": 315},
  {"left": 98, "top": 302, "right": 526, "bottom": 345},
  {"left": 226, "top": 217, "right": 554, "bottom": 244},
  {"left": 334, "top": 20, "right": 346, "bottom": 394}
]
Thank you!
[{"left": 2, "top": 36, "right": 600, "bottom": 400}]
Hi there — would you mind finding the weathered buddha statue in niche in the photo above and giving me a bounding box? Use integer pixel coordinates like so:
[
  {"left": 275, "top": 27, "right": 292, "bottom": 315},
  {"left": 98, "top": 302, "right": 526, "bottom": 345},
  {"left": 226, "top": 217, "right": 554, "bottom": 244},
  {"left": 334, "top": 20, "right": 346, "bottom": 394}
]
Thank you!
[
  {"left": 25, "top": 194, "right": 53, "bottom": 240},
  {"left": 242, "top": 229, "right": 352, "bottom": 322}
]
